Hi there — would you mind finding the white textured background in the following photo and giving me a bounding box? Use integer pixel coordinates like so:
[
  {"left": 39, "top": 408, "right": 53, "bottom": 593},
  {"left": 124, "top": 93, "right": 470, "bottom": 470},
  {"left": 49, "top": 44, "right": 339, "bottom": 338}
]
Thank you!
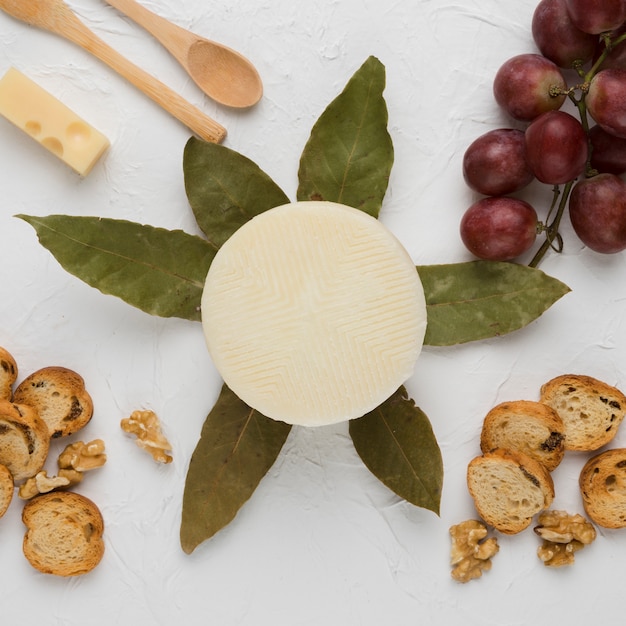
[{"left": 1, "top": 1, "right": 625, "bottom": 624}]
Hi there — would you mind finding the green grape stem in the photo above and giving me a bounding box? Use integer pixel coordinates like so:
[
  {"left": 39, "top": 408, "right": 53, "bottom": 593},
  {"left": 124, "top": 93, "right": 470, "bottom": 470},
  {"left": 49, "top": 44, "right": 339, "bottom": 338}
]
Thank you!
[{"left": 528, "top": 30, "right": 625, "bottom": 267}]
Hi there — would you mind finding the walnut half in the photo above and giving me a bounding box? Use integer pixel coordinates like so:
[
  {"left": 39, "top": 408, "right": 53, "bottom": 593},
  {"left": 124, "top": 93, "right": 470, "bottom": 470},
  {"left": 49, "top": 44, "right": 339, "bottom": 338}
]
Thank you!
[
  {"left": 58, "top": 439, "right": 107, "bottom": 473},
  {"left": 18, "top": 439, "right": 107, "bottom": 499},
  {"left": 534, "top": 510, "right": 596, "bottom": 567},
  {"left": 121, "top": 410, "right": 173, "bottom": 464},
  {"left": 18, "top": 471, "right": 70, "bottom": 499},
  {"left": 450, "top": 519, "right": 499, "bottom": 583}
]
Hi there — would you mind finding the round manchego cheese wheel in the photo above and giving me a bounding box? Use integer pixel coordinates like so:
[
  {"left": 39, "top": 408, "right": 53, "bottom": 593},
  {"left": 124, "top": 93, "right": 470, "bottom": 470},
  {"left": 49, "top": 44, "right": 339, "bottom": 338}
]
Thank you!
[{"left": 201, "top": 201, "right": 427, "bottom": 427}]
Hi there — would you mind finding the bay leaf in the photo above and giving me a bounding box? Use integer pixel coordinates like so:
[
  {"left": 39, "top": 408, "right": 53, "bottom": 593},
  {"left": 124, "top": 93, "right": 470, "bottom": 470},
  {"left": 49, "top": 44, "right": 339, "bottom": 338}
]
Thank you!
[
  {"left": 419, "top": 260, "right": 571, "bottom": 346},
  {"left": 296, "top": 55, "right": 393, "bottom": 218},
  {"left": 17, "top": 214, "right": 214, "bottom": 321},
  {"left": 183, "top": 138, "right": 290, "bottom": 247},
  {"left": 180, "top": 384, "right": 292, "bottom": 553},
  {"left": 349, "top": 386, "right": 443, "bottom": 515}
]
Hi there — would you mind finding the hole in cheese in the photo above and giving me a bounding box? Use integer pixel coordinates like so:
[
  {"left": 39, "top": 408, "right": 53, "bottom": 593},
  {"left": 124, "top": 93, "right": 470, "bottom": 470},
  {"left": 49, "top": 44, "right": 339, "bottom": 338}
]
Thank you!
[
  {"left": 201, "top": 201, "right": 427, "bottom": 427},
  {"left": 25, "top": 120, "right": 41, "bottom": 136},
  {"left": 41, "top": 137, "right": 64, "bottom": 157},
  {"left": 66, "top": 121, "right": 92, "bottom": 147}
]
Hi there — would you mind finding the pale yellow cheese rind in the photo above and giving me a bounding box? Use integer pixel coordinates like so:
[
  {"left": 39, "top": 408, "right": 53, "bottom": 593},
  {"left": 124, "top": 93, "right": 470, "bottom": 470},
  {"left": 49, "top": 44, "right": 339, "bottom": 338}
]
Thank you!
[
  {"left": 0, "top": 68, "right": 109, "bottom": 176},
  {"left": 201, "top": 201, "right": 427, "bottom": 427}
]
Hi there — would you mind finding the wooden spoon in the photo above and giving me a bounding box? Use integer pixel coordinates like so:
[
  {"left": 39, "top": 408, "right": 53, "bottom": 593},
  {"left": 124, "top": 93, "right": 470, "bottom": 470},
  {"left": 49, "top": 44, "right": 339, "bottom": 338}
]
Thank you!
[
  {"left": 0, "top": 0, "right": 226, "bottom": 143},
  {"left": 104, "top": 0, "right": 263, "bottom": 108}
]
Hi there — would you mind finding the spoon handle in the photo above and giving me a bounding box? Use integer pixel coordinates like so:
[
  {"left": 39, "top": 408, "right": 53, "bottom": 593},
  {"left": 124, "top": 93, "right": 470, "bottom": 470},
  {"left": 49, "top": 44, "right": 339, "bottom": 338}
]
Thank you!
[
  {"left": 104, "top": 0, "right": 192, "bottom": 57},
  {"left": 43, "top": 4, "right": 225, "bottom": 143}
]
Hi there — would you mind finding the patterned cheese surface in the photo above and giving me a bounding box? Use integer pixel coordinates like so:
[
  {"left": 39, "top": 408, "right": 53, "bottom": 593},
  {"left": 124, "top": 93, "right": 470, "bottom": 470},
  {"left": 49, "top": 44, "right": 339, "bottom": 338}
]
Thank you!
[{"left": 201, "top": 201, "right": 427, "bottom": 426}]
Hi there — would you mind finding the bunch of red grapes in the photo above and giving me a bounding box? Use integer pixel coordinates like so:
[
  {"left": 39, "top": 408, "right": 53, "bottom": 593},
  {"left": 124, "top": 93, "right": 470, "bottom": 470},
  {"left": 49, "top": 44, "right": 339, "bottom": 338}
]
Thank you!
[{"left": 460, "top": 0, "right": 626, "bottom": 265}]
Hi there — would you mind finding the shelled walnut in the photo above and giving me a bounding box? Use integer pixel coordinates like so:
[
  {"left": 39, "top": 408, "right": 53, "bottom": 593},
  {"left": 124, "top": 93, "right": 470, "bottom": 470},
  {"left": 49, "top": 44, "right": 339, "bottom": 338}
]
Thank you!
[
  {"left": 18, "top": 471, "right": 70, "bottom": 499},
  {"left": 534, "top": 510, "right": 596, "bottom": 567},
  {"left": 18, "top": 440, "right": 107, "bottom": 499},
  {"left": 121, "top": 410, "right": 173, "bottom": 464},
  {"left": 450, "top": 519, "right": 499, "bottom": 583},
  {"left": 58, "top": 439, "right": 107, "bottom": 473}
]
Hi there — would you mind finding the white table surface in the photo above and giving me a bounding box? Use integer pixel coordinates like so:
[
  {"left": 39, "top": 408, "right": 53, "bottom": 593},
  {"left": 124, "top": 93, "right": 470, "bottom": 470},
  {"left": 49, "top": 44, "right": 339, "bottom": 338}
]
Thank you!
[{"left": 1, "top": 1, "right": 625, "bottom": 624}]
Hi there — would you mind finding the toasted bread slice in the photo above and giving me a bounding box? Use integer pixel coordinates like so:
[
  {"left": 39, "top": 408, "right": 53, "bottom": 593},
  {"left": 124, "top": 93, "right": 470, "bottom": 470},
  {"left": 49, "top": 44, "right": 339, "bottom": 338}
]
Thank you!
[
  {"left": 0, "top": 400, "right": 50, "bottom": 482},
  {"left": 13, "top": 366, "right": 93, "bottom": 438},
  {"left": 0, "top": 346, "right": 17, "bottom": 401},
  {"left": 540, "top": 374, "right": 626, "bottom": 451},
  {"left": 579, "top": 448, "right": 626, "bottom": 528},
  {"left": 467, "top": 448, "right": 555, "bottom": 534},
  {"left": 480, "top": 400, "right": 566, "bottom": 471},
  {"left": 22, "top": 491, "right": 105, "bottom": 576},
  {"left": 0, "top": 463, "right": 14, "bottom": 517}
]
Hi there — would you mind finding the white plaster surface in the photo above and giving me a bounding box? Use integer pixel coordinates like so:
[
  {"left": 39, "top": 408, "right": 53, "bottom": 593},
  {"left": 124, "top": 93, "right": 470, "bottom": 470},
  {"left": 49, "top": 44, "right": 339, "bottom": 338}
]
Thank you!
[{"left": 0, "top": 1, "right": 625, "bottom": 624}]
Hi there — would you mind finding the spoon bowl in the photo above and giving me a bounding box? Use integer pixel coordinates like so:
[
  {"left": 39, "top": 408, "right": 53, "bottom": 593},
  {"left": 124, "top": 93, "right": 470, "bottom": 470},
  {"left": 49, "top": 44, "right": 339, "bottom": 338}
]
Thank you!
[
  {"left": 187, "top": 40, "right": 263, "bottom": 108},
  {"left": 104, "top": 0, "right": 263, "bottom": 108}
]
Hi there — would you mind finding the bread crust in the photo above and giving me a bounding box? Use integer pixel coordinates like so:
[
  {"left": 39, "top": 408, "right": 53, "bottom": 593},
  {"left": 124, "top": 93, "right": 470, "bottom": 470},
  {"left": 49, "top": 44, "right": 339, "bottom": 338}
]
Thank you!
[
  {"left": 480, "top": 400, "right": 565, "bottom": 471},
  {"left": 13, "top": 366, "right": 93, "bottom": 438},
  {"left": 22, "top": 491, "right": 105, "bottom": 576},
  {"left": 579, "top": 448, "right": 626, "bottom": 528},
  {"left": 467, "top": 448, "right": 555, "bottom": 534},
  {"left": 0, "top": 399, "right": 50, "bottom": 482},
  {"left": 540, "top": 374, "right": 626, "bottom": 451},
  {"left": 0, "top": 346, "right": 17, "bottom": 401},
  {"left": 0, "top": 463, "right": 14, "bottom": 518}
]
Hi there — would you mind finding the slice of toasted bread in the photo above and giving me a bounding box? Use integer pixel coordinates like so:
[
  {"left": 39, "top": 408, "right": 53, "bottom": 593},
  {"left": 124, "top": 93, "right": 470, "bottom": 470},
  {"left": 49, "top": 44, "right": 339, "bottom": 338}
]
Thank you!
[
  {"left": 467, "top": 448, "right": 555, "bottom": 534},
  {"left": 13, "top": 366, "right": 93, "bottom": 438},
  {"left": 22, "top": 491, "right": 105, "bottom": 576},
  {"left": 480, "top": 400, "right": 566, "bottom": 471},
  {"left": 579, "top": 448, "right": 626, "bottom": 528},
  {"left": 0, "top": 400, "right": 50, "bottom": 482},
  {"left": 0, "top": 346, "right": 17, "bottom": 401},
  {"left": 540, "top": 374, "right": 626, "bottom": 451},
  {"left": 0, "top": 463, "right": 14, "bottom": 517}
]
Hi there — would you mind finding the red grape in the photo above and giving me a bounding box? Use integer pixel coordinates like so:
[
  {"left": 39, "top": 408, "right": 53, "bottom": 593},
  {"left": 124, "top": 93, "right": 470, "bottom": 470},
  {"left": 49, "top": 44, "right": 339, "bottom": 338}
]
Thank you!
[
  {"left": 569, "top": 173, "right": 626, "bottom": 253},
  {"left": 564, "top": 0, "right": 626, "bottom": 35},
  {"left": 462, "top": 129, "right": 534, "bottom": 196},
  {"left": 532, "top": 0, "right": 596, "bottom": 69},
  {"left": 525, "top": 111, "right": 588, "bottom": 183},
  {"left": 589, "top": 124, "right": 626, "bottom": 174},
  {"left": 493, "top": 54, "right": 567, "bottom": 122},
  {"left": 587, "top": 69, "right": 626, "bottom": 139},
  {"left": 460, "top": 3, "right": 626, "bottom": 265},
  {"left": 460, "top": 197, "right": 538, "bottom": 261}
]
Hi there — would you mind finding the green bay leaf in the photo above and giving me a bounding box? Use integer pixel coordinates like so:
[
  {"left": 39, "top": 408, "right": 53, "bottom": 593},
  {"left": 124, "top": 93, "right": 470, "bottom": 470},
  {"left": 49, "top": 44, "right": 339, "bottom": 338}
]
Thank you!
[
  {"left": 297, "top": 56, "right": 393, "bottom": 218},
  {"left": 180, "top": 384, "right": 292, "bottom": 554},
  {"left": 17, "top": 214, "right": 214, "bottom": 321},
  {"left": 183, "top": 138, "right": 290, "bottom": 247},
  {"left": 419, "top": 261, "right": 571, "bottom": 346},
  {"left": 349, "top": 386, "right": 443, "bottom": 514}
]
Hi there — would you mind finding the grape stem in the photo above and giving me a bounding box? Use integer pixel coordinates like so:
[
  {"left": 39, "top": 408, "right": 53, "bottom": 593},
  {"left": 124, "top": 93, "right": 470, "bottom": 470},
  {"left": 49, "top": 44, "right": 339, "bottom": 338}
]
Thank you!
[
  {"left": 528, "top": 30, "right": 625, "bottom": 268},
  {"left": 529, "top": 182, "right": 572, "bottom": 268}
]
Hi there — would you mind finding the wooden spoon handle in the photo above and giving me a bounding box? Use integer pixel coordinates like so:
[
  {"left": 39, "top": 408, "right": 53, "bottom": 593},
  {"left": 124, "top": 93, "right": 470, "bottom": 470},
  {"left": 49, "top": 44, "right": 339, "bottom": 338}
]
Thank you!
[
  {"left": 60, "top": 9, "right": 225, "bottom": 143},
  {"left": 104, "top": 0, "right": 192, "bottom": 55}
]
